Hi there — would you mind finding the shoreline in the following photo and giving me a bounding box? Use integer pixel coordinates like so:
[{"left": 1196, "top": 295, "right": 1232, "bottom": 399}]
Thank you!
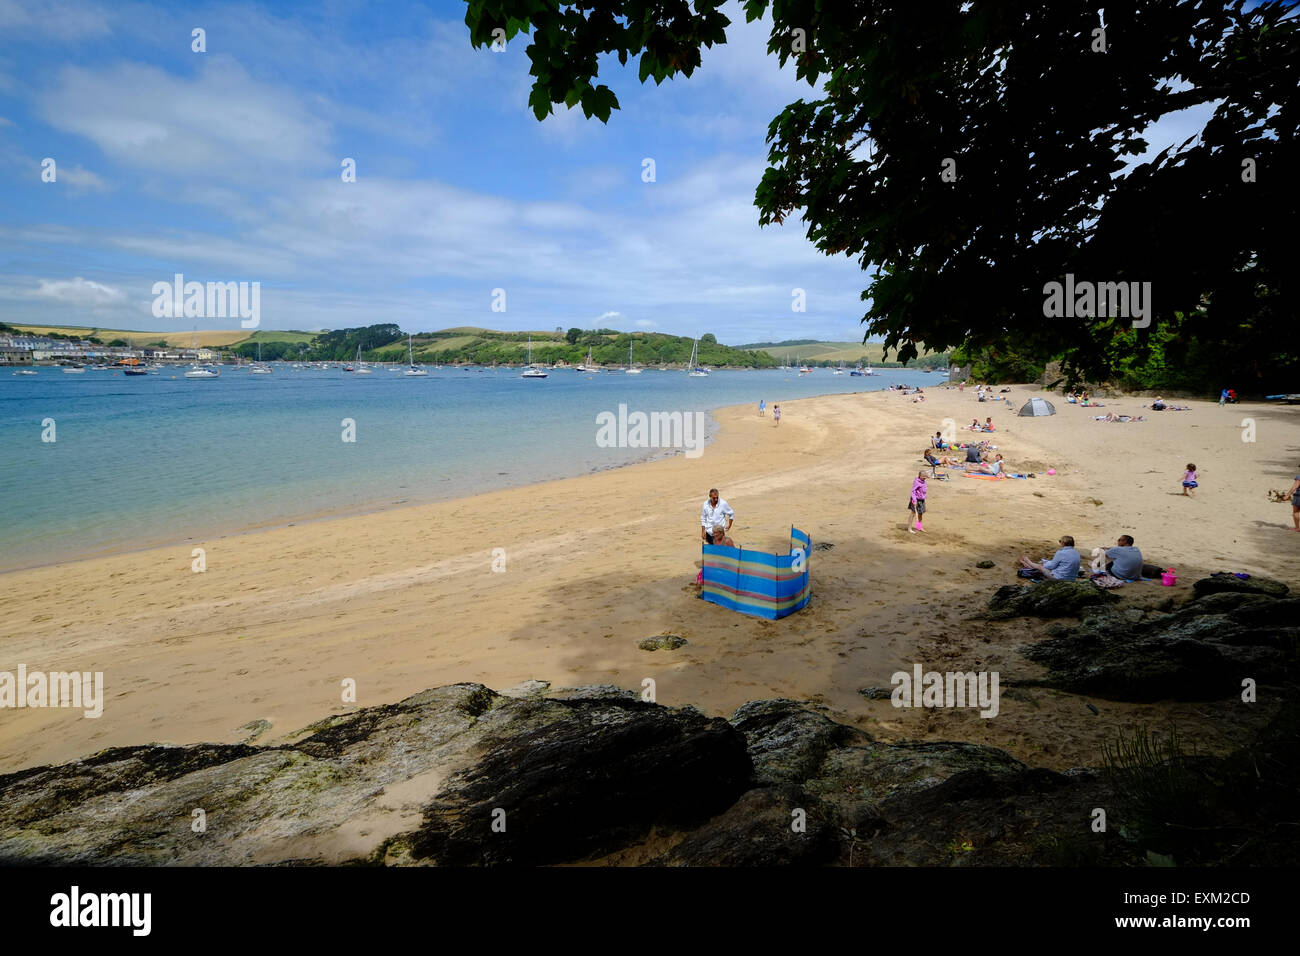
[
  {"left": 2, "top": 385, "right": 1297, "bottom": 775},
  {"left": 0, "top": 410, "right": 724, "bottom": 576}
]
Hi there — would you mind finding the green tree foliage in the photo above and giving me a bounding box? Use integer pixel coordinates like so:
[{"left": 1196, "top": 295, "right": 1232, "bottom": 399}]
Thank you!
[
  {"left": 465, "top": 0, "right": 1299, "bottom": 392},
  {"left": 566, "top": 327, "right": 582, "bottom": 344}
]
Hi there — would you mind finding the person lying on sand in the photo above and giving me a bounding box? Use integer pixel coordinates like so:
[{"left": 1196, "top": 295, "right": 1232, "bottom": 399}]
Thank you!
[
  {"left": 1020, "top": 536, "right": 1081, "bottom": 580},
  {"left": 965, "top": 453, "right": 1004, "bottom": 475},
  {"left": 924, "top": 449, "right": 960, "bottom": 468},
  {"left": 1095, "top": 413, "right": 1146, "bottom": 422}
]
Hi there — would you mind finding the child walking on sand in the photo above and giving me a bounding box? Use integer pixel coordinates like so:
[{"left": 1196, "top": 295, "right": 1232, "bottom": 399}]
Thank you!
[
  {"left": 773, "top": 404, "right": 781, "bottom": 426},
  {"left": 1182, "top": 463, "right": 1198, "bottom": 496},
  {"left": 908, "top": 471, "right": 928, "bottom": 533}
]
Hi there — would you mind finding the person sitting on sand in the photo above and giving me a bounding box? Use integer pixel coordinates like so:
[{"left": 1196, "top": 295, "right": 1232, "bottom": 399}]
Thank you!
[
  {"left": 966, "top": 453, "right": 1004, "bottom": 475},
  {"left": 931, "top": 431, "right": 950, "bottom": 450},
  {"left": 701, "top": 488, "right": 734, "bottom": 544},
  {"left": 1020, "top": 536, "right": 1081, "bottom": 580},
  {"left": 964, "top": 443, "right": 986, "bottom": 464},
  {"left": 1151, "top": 396, "right": 1166, "bottom": 411},
  {"left": 924, "top": 449, "right": 960, "bottom": 468},
  {"left": 1105, "top": 535, "right": 1143, "bottom": 581},
  {"left": 710, "top": 525, "right": 735, "bottom": 548},
  {"left": 984, "top": 417, "right": 994, "bottom": 431}
]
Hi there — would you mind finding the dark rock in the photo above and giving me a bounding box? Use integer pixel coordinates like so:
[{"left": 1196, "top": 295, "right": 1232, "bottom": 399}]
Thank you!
[
  {"left": 986, "top": 581, "right": 1116, "bottom": 620},
  {"left": 410, "top": 696, "right": 752, "bottom": 865},
  {"left": 500, "top": 679, "right": 551, "bottom": 698},
  {"left": 0, "top": 684, "right": 752, "bottom": 866},
  {"left": 1227, "top": 598, "right": 1300, "bottom": 628},
  {"left": 638, "top": 634, "right": 688, "bottom": 651},
  {"left": 1193, "top": 575, "right": 1290, "bottom": 600},
  {"left": 812, "top": 542, "right": 834, "bottom": 551},
  {"left": 1186, "top": 591, "right": 1274, "bottom": 615},
  {"left": 730, "top": 699, "right": 870, "bottom": 786},
  {"left": 1023, "top": 634, "right": 1238, "bottom": 701},
  {"left": 858, "top": 686, "right": 893, "bottom": 700},
  {"left": 659, "top": 785, "right": 841, "bottom": 866},
  {"left": 976, "top": 560, "right": 995, "bottom": 569}
]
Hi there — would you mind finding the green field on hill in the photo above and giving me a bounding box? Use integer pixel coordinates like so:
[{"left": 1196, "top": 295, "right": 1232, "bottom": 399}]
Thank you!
[{"left": 738, "top": 340, "right": 949, "bottom": 367}]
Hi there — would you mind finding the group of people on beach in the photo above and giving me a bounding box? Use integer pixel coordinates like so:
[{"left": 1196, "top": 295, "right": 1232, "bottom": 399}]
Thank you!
[
  {"left": 757, "top": 400, "right": 781, "bottom": 425},
  {"left": 1019, "top": 534, "right": 1154, "bottom": 583}
]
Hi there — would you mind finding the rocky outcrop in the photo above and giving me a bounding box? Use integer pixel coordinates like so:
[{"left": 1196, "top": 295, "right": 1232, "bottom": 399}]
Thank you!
[
  {"left": 2, "top": 671, "right": 1293, "bottom": 866},
  {"left": 1192, "top": 574, "right": 1290, "bottom": 600},
  {"left": 0, "top": 685, "right": 750, "bottom": 867},
  {"left": 1018, "top": 581, "right": 1296, "bottom": 701},
  {"left": 986, "top": 580, "right": 1117, "bottom": 619}
]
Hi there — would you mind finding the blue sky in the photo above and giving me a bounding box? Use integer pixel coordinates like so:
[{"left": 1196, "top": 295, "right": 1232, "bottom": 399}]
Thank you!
[{"left": 0, "top": 0, "right": 1219, "bottom": 345}]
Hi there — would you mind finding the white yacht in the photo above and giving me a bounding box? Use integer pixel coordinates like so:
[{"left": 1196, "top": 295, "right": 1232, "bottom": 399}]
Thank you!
[
  {"left": 625, "top": 340, "right": 642, "bottom": 374},
  {"left": 521, "top": 337, "right": 548, "bottom": 378},
  {"left": 687, "top": 338, "right": 709, "bottom": 376},
  {"left": 354, "top": 345, "right": 372, "bottom": 374},
  {"left": 403, "top": 334, "right": 429, "bottom": 376},
  {"left": 184, "top": 365, "right": 220, "bottom": 379}
]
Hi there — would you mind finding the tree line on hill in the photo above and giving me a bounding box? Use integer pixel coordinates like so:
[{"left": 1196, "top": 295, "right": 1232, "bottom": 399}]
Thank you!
[{"left": 228, "top": 325, "right": 780, "bottom": 366}]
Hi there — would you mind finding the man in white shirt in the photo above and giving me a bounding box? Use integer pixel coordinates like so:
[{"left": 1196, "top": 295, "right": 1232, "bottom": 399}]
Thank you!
[{"left": 701, "top": 488, "right": 734, "bottom": 544}]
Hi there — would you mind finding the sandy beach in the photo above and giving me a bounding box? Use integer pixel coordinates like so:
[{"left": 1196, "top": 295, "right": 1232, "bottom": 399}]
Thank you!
[{"left": 3, "top": 384, "right": 1297, "bottom": 775}]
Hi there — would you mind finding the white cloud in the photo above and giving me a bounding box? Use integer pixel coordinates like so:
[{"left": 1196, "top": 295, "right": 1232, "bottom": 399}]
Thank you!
[
  {"left": 635, "top": 319, "right": 657, "bottom": 328},
  {"left": 36, "top": 57, "right": 333, "bottom": 177},
  {"left": 31, "top": 276, "right": 124, "bottom": 305},
  {"left": 0, "top": 0, "right": 113, "bottom": 41}
]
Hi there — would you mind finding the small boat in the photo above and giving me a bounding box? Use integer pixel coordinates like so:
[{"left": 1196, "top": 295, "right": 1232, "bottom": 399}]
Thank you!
[
  {"left": 577, "top": 346, "right": 600, "bottom": 373},
  {"left": 521, "top": 337, "right": 548, "bottom": 378},
  {"left": 625, "top": 340, "right": 642, "bottom": 374},
  {"left": 687, "top": 338, "right": 709, "bottom": 376},
  {"left": 249, "top": 342, "right": 273, "bottom": 373},
  {"left": 13, "top": 369, "right": 37, "bottom": 375},
  {"left": 354, "top": 345, "right": 372, "bottom": 374},
  {"left": 403, "top": 334, "right": 428, "bottom": 376},
  {"left": 849, "top": 362, "right": 865, "bottom": 377},
  {"left": 833, "top": 360, "right": 845, "bottom": 375},
  {"left": 62, "top": 365, "right": 86, "bottom": 374},
  {"left": 184, "top": 365, "right": 220, "bottom": 378},
  {"left": 798, "top": 365, "right": 813, "bottom": 375},
  {"left": 123, "top": 366, "right": 149, "bottom": 376}
]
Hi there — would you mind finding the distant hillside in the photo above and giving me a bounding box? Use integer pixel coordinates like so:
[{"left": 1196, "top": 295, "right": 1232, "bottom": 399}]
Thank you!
[
  {"left": 11, "top": 324, "right": 317, "bottom": 349},
  {"left": 370, "top": 328, "right": 778, "bottom": 367},
  {"left": 8, "top": 322, "right": 786, "bottom": 367},
  {"left": 737, "top": 340, "right": 949, "bottom": 368}
]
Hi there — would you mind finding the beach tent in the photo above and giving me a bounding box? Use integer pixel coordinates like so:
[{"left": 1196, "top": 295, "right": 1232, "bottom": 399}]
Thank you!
[
  {"left": 700, "top": 527, "right": 812, "bottom": 620},
  {"left": 1018, "top": 397, "right": 1056, "bottom": 417}
]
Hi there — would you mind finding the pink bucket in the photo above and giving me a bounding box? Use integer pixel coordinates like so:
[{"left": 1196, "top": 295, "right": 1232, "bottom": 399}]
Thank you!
[{"left": 1161, "top": 569, "right": 1177, "bottom": 587}]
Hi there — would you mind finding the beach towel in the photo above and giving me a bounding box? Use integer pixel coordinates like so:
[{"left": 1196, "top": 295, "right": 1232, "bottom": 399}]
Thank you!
[{"left": 1091, "top": 573, "right": 1124, "bottom": 589}]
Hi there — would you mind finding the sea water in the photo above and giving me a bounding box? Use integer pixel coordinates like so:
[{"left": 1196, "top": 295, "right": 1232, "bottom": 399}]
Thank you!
[{"left": 0, "top": 366, "right": 941, "bottom": 570}]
